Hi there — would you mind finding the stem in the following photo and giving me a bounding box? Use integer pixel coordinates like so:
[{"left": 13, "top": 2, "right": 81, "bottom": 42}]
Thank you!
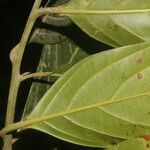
[
  {"left": 0, "top": 91, "right": 149, "bottom": 136},
  {"left": 2, "top": 66, "right": 20, "bottom": 150},
  {"left": 20, "top": 72, "right": 61, "bottom": 81},
  {"left": 3, "top": 0, "right": 42, "bottom": 150},
  {"left": 33, "top": 7, "right": 150, "bottom": 18}
]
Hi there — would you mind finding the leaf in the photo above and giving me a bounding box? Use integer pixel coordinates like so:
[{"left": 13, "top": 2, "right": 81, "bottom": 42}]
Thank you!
[
  {"left": 107, "top": 139, "right": 149, "bottom": 150},
  {"left": 23, "top": 29, "right": 88, "bottom": 117},
  {"left": 23, "top": 0, "right": 111, "bottom": 117},
  {"left": 24, "top": 42, "right": 150, "bottom": 148},
  {"left": 45, "top": 0, "right": 71, "bottom": 7},
  {"left": 22, "top": 0, "right": 89, "bottom": 117},
  {"left": 63, "top": 0, "right": 150, "bottom": 47}
]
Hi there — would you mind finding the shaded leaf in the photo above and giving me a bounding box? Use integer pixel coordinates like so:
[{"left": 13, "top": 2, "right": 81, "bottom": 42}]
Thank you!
[
  {"left": 22, "top": 0, "right": 89, "bottom": 117},
  {"left": 23, "top": 29, "right": 88, "bottom": 117},
  {"left": 43, "top": 0, "right": 72, "bottom": 26},
  {"left": 24, "top": 42, "right": 150, "bottom": 148},
  {"left": 63, "top": 0, "right": 150, "bottom": 47},
  {"left": 45, "top": 0, "right": 71, "bottom": 7},
  {"left": 23, "top": 0, "right": 111, "bottom": 117}
]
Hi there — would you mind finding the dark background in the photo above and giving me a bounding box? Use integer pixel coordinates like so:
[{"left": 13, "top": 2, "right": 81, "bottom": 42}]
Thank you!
[
  {"left": 0, "top": 0, "right": 34, "bottom": 128},
  {"left": 0, "top": 0, "right": 101, "bottom": 149}
]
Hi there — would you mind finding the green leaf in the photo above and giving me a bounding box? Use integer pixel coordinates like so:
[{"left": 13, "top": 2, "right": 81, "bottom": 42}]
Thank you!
[
  {"left": 24, "top": 42, "right": 150, "bottom": 148},
  {"left": 43, "top": 0, "right": 72, "bottom": 26},
  {"left": 22, "top": 0, "right": 89, "bottom": 117},
  {"left": 63, "top": 0, "right": 150, "bottom": 47},
  {"left": 23, "top": 0, "right": 111, "bottom": 117},
  {"left": 107, "top": 139, "right": 149, "bottom": 150},
  {"left": 23, "top": 29, "right": 88, "bottom": 117},
  {"left": 45, "top": 0, "right": 71, "bottom": 7}
]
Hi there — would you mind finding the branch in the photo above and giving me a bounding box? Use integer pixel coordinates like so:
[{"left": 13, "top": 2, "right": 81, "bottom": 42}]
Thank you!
[
  {"left": 19, "top": 72, "right": 62, "bottom": 81},
  {"left": 2, "top": 0, "right": 42, "bottom": 150},
  {"left": 32, "top": 7, "right": 150, "bottom": 19},
  {"left": 0, "top": 91, "right": 149, "bottom": 136}
]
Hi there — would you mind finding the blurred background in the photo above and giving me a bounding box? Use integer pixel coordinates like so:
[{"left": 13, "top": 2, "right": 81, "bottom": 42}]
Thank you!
[{"left": 0, "top": 0, "right": 101, "bottom": 149}]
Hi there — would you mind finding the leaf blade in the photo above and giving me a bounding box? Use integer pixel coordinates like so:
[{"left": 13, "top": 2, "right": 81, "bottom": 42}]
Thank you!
[
  {"left": 107, "top": 139, "right": 149, "bottom": 150},
  {"left": 63, "top": 0, "right": 150, "bottom": 46},
  {"left": 25, "top": 42, "right": 150, "bottom": 148}
]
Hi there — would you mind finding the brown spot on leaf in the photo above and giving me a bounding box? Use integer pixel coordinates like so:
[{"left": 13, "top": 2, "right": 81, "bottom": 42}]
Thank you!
[
  {"left": 136, "top": 57, "right": 142, "bottom": 64},
  {"left": 137, "top": 72, "right": 144, "bottom": 79},
  {"left": 141, "top": 134, "right": 150, "bottom": 141}
]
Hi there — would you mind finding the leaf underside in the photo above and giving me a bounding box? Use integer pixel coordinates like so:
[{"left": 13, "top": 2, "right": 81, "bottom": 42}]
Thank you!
[
  {"left": 23, "top": 30, "right": 88, "bottom": 117},
  {"left": 22, "top": 0, "right": 150, "bottom": 149},
  {"left": 64, "top": 0, "right": 150, "bottom": 47},
  {"left": 23, "top": 0, "right": 89, "bottom": 117},
  {"left": 107, "top": 139, "right": 149, "bottom": 150},
  {"left": 25, "top": 42, "right": 150, "bottom": 148}
]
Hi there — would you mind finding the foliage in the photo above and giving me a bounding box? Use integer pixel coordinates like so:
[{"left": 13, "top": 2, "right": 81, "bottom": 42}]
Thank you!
[{"left": 1, "top": 0, "right": 150, "bottom": 150}]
